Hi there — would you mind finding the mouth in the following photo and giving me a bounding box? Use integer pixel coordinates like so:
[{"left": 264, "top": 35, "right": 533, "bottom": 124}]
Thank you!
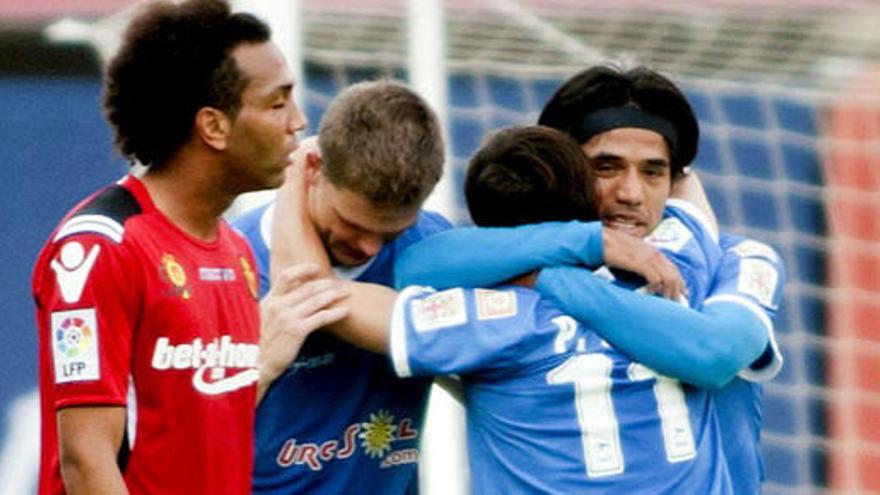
[
  {"left": 333, "top": 245, "right": 369, "bottom": 266},
  {"left": 284, "top": 141, "right": 300, "bottom": 163},
  {"left": 602, "top": 214, "right": 647, "bottom": 237}
]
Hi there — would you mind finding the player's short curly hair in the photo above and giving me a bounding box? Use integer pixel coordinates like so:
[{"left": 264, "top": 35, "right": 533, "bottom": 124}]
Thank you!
[
  {"left": 318, "top": 80, "right": 444, "bottom": 210},
  {"left": 103, "top": 0, "right": 270, "bottom": 169},
  {"left": 466, "top": 125, "right": 597, "bottom": 227},
  {"left": 538, "top": 65, "right": 699, "bottom": 179}
]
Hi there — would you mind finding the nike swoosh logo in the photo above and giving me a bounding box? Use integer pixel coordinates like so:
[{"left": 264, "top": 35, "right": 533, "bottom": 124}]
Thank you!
[
  {"left": 50, "top": 244, "right": 101, "bottom": 304},
  {"left": 191, "top": 365, "right": 259, "bottom": 395}
]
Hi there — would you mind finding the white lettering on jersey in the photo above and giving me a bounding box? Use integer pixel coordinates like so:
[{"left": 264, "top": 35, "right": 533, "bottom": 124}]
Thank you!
[
  {"left": 730, "top": 239, "right": 779, "bottom": 262},
  {"left": 410, "top": 288, "right": 467, "bottom": 332},
  {"left": 52, "top": 308, "right": 100, "bottom": 383},
  {"left": 198, "top": 267, "right": 237, "bottom": 282},
  {"left": 151, "top": 336, "right": 260, "bottom": 395},
  {"left": 645, "top": 217, "right": 693, "bottom": 253},
  {"left": 475, "top": 289, "right": 517, "bottom": 321},
  {"left": 50, "top": 242, "right": 100, "bottom": 303},
  {"left": 737, "top": 258, "right": 779, "bottom": 308}
]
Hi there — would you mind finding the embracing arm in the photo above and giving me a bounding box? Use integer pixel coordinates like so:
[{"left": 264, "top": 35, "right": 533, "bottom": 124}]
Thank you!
[
  {"left": 395, "top": 221, "right": 603, "bottom": 288},
  {"left": 268, "top": 139, "right": 396, "bottom": 358},
  {"left": 57, "top": 406, "right": 128, "bottom": 494},
  {"left": 536, "top": 266, "right": 768, "bottom": 388},
  {"left": 396, "top": 222, "right": 683, "bottom": 298}
]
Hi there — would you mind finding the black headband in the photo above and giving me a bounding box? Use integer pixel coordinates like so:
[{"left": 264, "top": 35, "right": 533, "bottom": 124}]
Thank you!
[{"left": 574, "top": 107, "right": 679, "bottom": 153}]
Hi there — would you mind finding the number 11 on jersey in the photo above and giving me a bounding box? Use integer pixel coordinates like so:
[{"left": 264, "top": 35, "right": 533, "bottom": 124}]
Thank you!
[{"left": 545, "top": 316, "right": 696, "bottom": 479}]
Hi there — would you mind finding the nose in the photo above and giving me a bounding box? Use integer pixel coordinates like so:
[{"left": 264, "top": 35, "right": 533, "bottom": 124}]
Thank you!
[
  {"left": 356, "top": 234, "right": 383, "bottom": 259},
  {"left": 287, "top": 100, "right": 307, "bottom": 135},
  {"left": 614, "top": 167, "right": 644, "bottom": 206}
]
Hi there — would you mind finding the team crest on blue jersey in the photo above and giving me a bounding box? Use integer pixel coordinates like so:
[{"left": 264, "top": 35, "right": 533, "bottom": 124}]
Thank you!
[
  {"left": 646, "top": 217, "right": 693, "bottom": 253},
  {"left": 737, "top": 258, "right": 778, "bottom": 307},
  {"left": 730, "top": 239, "right": 779, "bottom": 261},
  {"left": 160, "top": 253, "right": 191, "bottom": 299},
  {"left": 411, "top": 288, "right": 467, "bottom": 331},
  {"left": 475, "top": 289, "right": 518, "bottom": 320}
]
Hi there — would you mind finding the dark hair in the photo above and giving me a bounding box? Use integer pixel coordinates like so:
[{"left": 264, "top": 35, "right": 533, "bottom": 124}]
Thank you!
[
  {"left": 318, "top": 80, "right": 444, "bottom": 209},
  {"left": 103, "top": 0, "right": 271, "bottom": 169},
  {"left": 465, "top": 126, "right": 597, "bottom": 227},
  {"left": 538, "top": 65, "right": 698, "bottom": 178}
]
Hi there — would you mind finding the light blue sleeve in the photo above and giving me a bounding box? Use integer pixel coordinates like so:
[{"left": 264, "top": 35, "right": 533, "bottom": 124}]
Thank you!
[
  {"left": 535, "top": 266, "right": 768, "bottom": 389},
  {"left": 394, "top": 221, "right": 604, "bottom": 289},
  {"left": 707, "top": 235, "right": 787, "bottom": 382},
  {"left": 649, "top": 200, "right": 723, "bottom": 308},
  {"left": 389, "top": 286, "right": 545, "bottom": 378}
]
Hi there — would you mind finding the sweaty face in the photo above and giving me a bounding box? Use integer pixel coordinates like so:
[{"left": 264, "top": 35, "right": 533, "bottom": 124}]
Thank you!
[
  {"left": 581, "top": 127, "right": 672, "bottom": 238},
  {"left": 226, "top": 42, "right": 306, "bottom": 191},
  {"left": 308, "top": 178, "right": 419, "bottom": 267}
]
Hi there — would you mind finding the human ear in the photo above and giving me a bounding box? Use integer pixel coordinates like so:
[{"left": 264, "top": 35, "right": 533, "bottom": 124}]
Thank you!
[
  {"left": 304, "top": 152, "right": 323, "bottom": 186},
  {"left": 194, "top": 107, "right": 231, "bottom": 151}
]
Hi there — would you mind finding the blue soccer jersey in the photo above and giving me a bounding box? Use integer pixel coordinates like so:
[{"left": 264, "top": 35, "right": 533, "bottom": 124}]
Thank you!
[
  {"left": 232, "top": 202, "right": 451, "bottom": 494},
  {"left": 390, "top": 286, "right": 732, "bottom": 494},
  {"left": 707, "top": 234, "right": 785, "bottom": 494}
]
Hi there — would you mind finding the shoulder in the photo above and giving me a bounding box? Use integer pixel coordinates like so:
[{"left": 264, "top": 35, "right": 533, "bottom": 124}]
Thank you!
[
  {"left": 391, "top": 210, "right": 453, "bottom": 251},
  {"left": 412, "top": 210, "right": 454, "bottom": 236},
  {"left": 53, "top": 181, "right": 143, "bottom": 246},
  {"left": 720, "top": 234, "right": 782, "bottom": 264},
  {"left": 661, "top": 199, "right": 719, "bottom": 244},
  {"left": 32, "top": 181, "right": 147, "bottom": 302},
  {"left": 36, "top": 181, "right": 143, "bottom": 272},
  {"left": 230, "top": 201, "right": 272, "bottom": 248}
]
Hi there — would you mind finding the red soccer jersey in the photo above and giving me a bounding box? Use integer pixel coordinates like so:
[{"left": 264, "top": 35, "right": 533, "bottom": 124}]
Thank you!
[{"left": 33, "top": 175, "right": 261, "bottom": 495}]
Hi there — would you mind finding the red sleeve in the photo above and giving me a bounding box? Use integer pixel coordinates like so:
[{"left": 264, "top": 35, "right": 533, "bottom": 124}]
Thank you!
[{"left": 34, "top": 233, "right": 142, "bottom": 409}]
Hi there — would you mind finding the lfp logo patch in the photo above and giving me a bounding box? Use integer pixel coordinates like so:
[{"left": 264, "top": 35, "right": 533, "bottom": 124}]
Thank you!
[{"left": 51, "top": 308, "right": 100, "bottom": 383}]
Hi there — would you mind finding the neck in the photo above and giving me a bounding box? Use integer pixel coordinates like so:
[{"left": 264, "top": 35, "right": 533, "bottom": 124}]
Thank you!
[
  {"left": 507, "top": 271, "right": 539, "bottom": 288},
  {"left": 140, "top": 156, "right": 237, "bottom": 242}
]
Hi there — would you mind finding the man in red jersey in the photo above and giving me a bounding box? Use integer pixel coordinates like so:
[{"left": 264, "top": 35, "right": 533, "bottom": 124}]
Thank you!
[{"left": 31, "top": 1, "right": 349, "bottom": 493}]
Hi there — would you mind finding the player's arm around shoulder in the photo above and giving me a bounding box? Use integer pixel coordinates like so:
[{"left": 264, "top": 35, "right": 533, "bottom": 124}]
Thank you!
[{"left": 394, "top": 221, "right": 606, "bottom": 289}]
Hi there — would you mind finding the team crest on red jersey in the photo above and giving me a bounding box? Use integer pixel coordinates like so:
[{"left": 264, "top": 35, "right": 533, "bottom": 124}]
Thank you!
[
  {"left": 160, "top": 253, "right": 192, "bottom": 299},
  {"left": 240, "top": 257, "right": 259, "bottom": 300}
]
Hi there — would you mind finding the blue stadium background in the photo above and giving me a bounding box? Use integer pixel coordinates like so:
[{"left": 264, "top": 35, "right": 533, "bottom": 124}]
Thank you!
[{"left": 0, "top": 63, "right": 825, "bottom": 492}]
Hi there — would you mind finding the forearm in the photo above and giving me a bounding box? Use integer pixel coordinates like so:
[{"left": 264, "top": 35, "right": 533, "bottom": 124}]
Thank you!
[
  {"left": 324, "top": 281, "right": 396, "bottom": 354},
  {"left": 395, "top": 221, "right": 603, "bottom": 289},
  {"left": 536, "top": 267, "right": 768, "bottom": 388},
  {"left": 270, "top": 148, "right": 331, "bottom": 280}
]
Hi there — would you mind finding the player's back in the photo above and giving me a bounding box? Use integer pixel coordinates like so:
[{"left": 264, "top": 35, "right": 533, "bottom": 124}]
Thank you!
[{"left": 392, "top": 285, "right": 733, "bottom": 494}]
